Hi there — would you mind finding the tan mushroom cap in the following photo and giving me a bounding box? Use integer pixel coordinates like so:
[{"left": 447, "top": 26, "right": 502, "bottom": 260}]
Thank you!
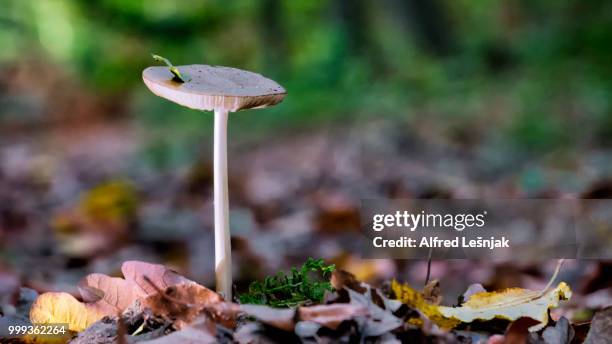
[{"left": 143, "top": 64, "right": 286, "bottom": 112}]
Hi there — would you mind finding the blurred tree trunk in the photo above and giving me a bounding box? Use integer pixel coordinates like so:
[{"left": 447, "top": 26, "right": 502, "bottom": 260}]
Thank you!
[
  {"left": 393, "top": 0, "right": 455, "bottom": 56},
  {"left": 258, "top": 0, "right": 287, "bottom": 75},
  {"left": 335, "top": 0, "right": 370, "bottom": 56},
  {"left": 334, "top": 0, "right": 387, "bottom": 74}
]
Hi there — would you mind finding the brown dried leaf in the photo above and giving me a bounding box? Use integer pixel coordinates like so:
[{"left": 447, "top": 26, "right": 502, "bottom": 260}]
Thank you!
[
  {"left": 77, "top": 273, "right": 137, "bottom": 313},
  {"left": 204, "top": 301, "right": 241, "bottom": 329},
  {"left": 423, "top": 279, "right": 442, "bottom": 305},
  {"left": 121, "top": 261, "right": 191, "bottom": 297},
  {"left": 504, "top": 317, "right": 541, "bottom": 344},
  {"left": 238, "top": 302, "right": 371, "bottom": 335},
  {"left": 139, "top": 316, "right": 217, "bottom": 344},
  {"left": 486, "top": 334, "right": 505, "bottom": 344},
  {"left": 30, "top": 261, "right": 218, "bottom": 332},
  {"left": 239, "top": 304, "right": 296, "bottom": 332},
  {"left": 298, "top": 303, "right": 368, "bottom": 330},
  {"left": 330, "top": 269, "right": 366, "bottom": 293},
  {"left": 141, "top": 283, "right": 222, "bottom": 328}
]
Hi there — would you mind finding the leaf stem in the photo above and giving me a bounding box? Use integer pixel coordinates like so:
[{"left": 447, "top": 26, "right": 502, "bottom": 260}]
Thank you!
[{"left": 541, "top": 259, "right": 564, "bottom": 295}]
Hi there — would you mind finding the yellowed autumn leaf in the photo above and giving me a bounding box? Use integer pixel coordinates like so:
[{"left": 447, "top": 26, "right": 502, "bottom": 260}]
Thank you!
[
  {"left": 29, "top": 292, "right": 106, "bottom": 332},
  {"left": 392, "top": 280, "right": 572, "bottom": 332},
  {"left": 18, "top": 333, "right": 72, "bottom": 344},
  {"left": 438, "top": 282, "right": 572, "bottom": 332},
  {"left": 391, "top": 280, "right": 460, "bottom": 329},
  {"left": 81, "top": 180, "right": 137, "bottom": 223}
]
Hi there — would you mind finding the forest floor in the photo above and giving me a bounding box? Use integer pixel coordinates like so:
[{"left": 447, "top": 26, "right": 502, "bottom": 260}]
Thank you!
[{"left": 0, "top": 117, "right": 611, "bottom": 343}]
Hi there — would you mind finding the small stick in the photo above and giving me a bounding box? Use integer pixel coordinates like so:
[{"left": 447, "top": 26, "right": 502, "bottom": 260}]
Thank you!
[
  {"left": 541, "top": 259, "right": 565, "bottom": 295},
  {"left": 424, "top": 248, "right": 433, "bottom": 286}
]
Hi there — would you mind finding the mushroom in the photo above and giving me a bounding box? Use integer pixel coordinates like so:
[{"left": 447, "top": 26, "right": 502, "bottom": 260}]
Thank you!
[{"left": 142, "top": 57, "right": 286, "bottom": 299}]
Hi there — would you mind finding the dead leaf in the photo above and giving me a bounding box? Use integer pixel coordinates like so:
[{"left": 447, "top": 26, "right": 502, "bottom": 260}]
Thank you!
[
  {"left": 541, "top": 317, "right": 574, "bottom": 344},
  {"left": 233, "top": 322, "right": 301, "bottom": 344},
  {"left": 438, "top": 282, "right": 572, "bottom": 332},
  {"left": 330, "top": 269, "right": 366, "bottom": 293},
  {"left": 77, "top": 273, "right": 137, "bottom": 313},
  {"left": 391, "top": 280, "right": 460, "bottom": 330},
  {"left": 204, "top": 301, "right": 241, "bottom": 329},
  {"left": 504, "top": 317, "right": 541, "bottom": 344},
  {"left": 141, "top": 282, "right": 222, "bottom": 327},
  {"left": 571, "top": 322, "right": 591, "bottom": 343},
  {"left": 30, "top": 261, "right": 218, "bottom": 332},
  {"left": 298, "top": 303, "right": 368, "bottom": 330},
  {"left": 121, "top": 260, "right": 191, "bottom": 296},
  {"left": 80, "top": 180, "right": 137, "bottom": 224},
  {"left": 423, "top": 279, "right": 442, "bottom": 305},
  {"left": 336, "top": 256, "right": 394, "bottom": 283},
  {"left": 139, "top": 316, "right": 217, "bottom": 344},
  {"left": 584, "top": 306, "right": 612, "bottom": 344},
  {"left": 313, "top": 191, "right": 360, "bottom": 234},
  {"left": 462, "top": 283, "right": 487, "bottom": 302},
  {"left": 346, "top": 288, "right": 403, "bottom": 337},
  {"left": 29, "top": 292, "right": 106, "bottom": 332},
  {"left": 238, "top": 302, "right": 371, "bottom": 334},
  {"left": 52, "top": 181, "right": 138, "bottom": 258},
  {"left": 294, "top": 321, "right": 321, "bottom": 338},
  {"left": 486, "top": 334, "right": 505, "bottom": 344},
  {"left": 240, "top": 304, "right": 296, "bottom": 331}
]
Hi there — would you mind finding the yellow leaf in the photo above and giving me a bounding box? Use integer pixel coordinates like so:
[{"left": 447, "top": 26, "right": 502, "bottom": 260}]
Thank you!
[
  {"left": 81, "top": 180, "right": 137, "bottom": 223},
  {"left": 392, "top": 280, "right": 572, "bottom": 332},
  {"left": 29, "top": 292, "right": 106, "bottom": 332},
  {"left": 391, "top": 280, "right": 460, "bottom": 329},
  {"left": 438, "top": 282, "right": 572, "bottom": 332},
  {"left": 19, "top": 333, "right": 72, "bottom": 344}
]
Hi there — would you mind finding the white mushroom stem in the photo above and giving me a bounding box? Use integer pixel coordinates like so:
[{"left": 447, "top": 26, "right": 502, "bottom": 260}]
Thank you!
[{"left": 213, "top": 108, "right": 232, "bottom": 299}]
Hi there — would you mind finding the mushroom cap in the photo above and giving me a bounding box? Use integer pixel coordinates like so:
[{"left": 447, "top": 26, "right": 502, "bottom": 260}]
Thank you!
[{"left": 142, "top": 64, "right": 286, "bottom": 112}]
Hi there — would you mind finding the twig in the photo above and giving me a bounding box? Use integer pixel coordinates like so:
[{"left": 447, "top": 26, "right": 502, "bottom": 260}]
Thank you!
[
  {"left": 424, "top": 248, "right": 433, "bottom": 286},
  {"left": 540, "top": 259, "right": 565, "bottom": 295}
]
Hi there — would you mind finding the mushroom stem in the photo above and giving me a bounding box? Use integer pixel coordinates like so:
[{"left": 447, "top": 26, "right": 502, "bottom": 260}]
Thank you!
[{"left": 213, "top": 108, "right": 232, "bottom": 299}]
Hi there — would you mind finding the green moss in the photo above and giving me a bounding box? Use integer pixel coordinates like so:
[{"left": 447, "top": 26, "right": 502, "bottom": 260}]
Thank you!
[{"left": 239, "top": 258, "right": 335, "bottom": 308}]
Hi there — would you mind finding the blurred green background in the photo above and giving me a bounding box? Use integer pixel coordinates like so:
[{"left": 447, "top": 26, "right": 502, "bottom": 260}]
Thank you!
[{"left": 2, "top": 0, "right": 611, "bottom": 155}]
